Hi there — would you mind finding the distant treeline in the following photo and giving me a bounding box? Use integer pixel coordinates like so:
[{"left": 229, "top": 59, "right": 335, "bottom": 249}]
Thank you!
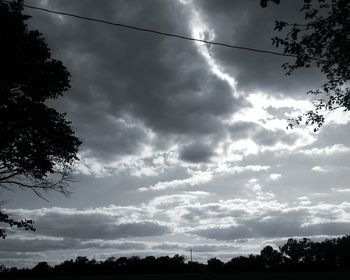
[{"left": 1, "top": 235, "right": 350, "bottom": 276}]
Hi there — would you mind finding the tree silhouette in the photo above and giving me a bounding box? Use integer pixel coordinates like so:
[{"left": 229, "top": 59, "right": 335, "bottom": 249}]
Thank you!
[
  {"left": 0, "top": 210, "right": 35, "bottom": 239},
  {"left": 207, "top": 258, "right": 224, "bottom": 272},
  {"left": 0, "top": 0, "right": 81, "bottom": 237},
  {"left": 1, "top": 237, "right": 350, "bottom": 276},
  {"left": 261, "top": 0, "right": 350, "bottom": 131},
  {"left": 260, "top": 245, "right": 283, "bottom": 269},
  {"left": 279, "top": 238, "right": 313, "bottom": 268},
  {"left": 31, "top": 262, "right": 52, "bottom": 274}
]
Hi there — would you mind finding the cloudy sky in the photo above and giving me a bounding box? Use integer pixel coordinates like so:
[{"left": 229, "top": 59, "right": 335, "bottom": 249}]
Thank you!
[{"left": 2, "top": 0, "right": 350, "bottom": 268}]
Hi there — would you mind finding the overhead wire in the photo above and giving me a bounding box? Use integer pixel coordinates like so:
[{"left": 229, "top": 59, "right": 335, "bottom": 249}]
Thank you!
[{"left": 1, "top": 0, "right": 323, "bottom": 61}]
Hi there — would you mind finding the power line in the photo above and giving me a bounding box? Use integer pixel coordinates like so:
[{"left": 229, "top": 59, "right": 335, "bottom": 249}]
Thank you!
[{"left": 1, "top": 0, "right": 321, "bottom": 61}]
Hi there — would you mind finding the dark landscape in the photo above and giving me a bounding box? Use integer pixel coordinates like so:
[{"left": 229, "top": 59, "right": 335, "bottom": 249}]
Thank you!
[{"left": 1, "top": 236, "right": 350, "bottom": 278}]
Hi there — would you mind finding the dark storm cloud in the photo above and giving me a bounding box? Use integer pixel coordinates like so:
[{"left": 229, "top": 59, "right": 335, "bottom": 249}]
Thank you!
[
  {"left": 179, "top": 142, "right": 214, "bottom": 163},
  {"left": 25, "top": 0, "right": 244, "bottom": 161},
  {"left": 77, "top": 112, "right": 150, "bottom": 160},
  {"left": 33, "top": 212, "right": 170, "bottom": 240},
  {"left": 195, "top": 0, "right": 325, "bottom": 96}
]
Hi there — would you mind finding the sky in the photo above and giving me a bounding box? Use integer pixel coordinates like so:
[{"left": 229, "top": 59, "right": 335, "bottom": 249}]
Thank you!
[{"left": 1, "top": 0, "right": 350, "bottom": 268}]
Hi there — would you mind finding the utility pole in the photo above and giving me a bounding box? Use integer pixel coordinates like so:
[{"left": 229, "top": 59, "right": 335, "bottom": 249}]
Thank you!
[{"left": 190, "top": 249, "right": 193, "bottom": 262}]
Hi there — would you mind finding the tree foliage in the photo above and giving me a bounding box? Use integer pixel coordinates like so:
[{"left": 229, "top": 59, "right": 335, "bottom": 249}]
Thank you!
[
  {"left": 0, "top": 1, "right": 81, "bottom": 237},
  {"left": 261, "top": 0, "right": 350, "bottom": 131},
  {"left": 0, "top": 209, "right": 35, "bottom": 239}
]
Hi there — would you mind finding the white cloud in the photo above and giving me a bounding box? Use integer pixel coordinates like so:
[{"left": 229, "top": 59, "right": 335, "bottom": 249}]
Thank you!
[
  {"left": 138, "top": 170, "right": 213, "bottom": 192},
  {"left": 311, "top": 166, "right": 329, "bottom": 173},
  {"left": 331, "top": 187, "right": 350, "bottom": 193},
  {"left": 301, "top": 144, "right": 350, "bottom": 156},
  {"left": 269, "top": 173, "right": 282, "bottom": 180}
]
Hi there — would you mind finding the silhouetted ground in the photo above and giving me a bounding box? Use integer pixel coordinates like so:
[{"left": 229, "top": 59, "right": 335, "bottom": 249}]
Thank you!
[
  {"left": 2, "top": 272, "right": 350, "bottom": 280},
  {"left": 3, "top": 235, "right": 350, "bottom": 278}
]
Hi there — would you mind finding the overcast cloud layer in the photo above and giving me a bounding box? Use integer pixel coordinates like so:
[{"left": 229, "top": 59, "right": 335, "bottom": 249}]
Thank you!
[{"left": 1, "top": 0, "right": 350, "bottom": 268}]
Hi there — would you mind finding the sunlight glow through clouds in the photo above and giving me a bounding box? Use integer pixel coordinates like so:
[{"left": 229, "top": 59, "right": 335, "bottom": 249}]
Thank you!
[
  {"left": 232, "top": 92, "right": 317, "bottom": 149},
  {"left": 182, "top": 0, "right": 318, "bottom": 158},
  {"left": 74, "top": 0, "right": 327, "bottom": 180},
  {"left": 187, "top": 4, "right": 238, "bottom": 96}
]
